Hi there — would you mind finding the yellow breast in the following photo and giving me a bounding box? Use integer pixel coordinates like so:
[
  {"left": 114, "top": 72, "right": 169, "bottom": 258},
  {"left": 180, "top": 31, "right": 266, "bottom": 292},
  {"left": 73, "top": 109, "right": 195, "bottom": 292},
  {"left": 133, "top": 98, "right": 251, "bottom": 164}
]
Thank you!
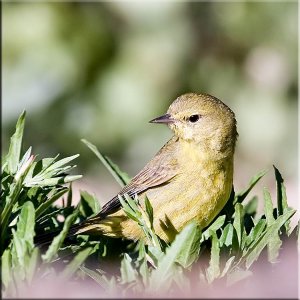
[{"left": 120, "top": 141, "right": 234, "bottom": 243}]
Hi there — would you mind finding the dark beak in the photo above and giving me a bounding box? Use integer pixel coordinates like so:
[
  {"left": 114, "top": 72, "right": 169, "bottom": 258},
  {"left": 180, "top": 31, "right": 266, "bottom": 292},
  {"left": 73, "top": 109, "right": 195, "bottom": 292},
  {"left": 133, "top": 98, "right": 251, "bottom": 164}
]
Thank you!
[{"left": 149, "top": 113, "right": 174, "bottom": 124}]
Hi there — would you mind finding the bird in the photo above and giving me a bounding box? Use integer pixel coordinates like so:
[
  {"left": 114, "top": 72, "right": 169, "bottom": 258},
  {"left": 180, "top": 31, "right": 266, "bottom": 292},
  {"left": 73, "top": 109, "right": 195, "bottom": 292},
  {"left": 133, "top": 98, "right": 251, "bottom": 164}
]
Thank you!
[{"left": 37, "top": 93, "right": 237, "bottom": 245}]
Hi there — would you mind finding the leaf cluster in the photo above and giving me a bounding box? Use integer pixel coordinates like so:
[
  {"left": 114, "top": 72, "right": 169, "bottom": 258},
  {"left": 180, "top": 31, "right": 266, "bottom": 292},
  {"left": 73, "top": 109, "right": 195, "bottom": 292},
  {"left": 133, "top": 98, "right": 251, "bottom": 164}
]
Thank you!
[{"left": 1, "top": 112, "right": 298, "bottom": 297}]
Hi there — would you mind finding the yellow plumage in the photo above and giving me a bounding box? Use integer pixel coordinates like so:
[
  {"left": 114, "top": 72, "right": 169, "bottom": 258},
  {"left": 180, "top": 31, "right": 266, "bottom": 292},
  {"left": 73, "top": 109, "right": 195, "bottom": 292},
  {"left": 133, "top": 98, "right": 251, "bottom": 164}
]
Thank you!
[{"left": 72, "top": 93, "right": 237, "bottom": 243}]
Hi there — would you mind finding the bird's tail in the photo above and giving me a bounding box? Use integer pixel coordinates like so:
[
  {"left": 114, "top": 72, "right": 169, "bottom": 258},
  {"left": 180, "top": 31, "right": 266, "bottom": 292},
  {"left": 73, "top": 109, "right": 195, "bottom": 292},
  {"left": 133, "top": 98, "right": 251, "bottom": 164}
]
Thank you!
[
  {"left": 35, "top": 215, "right": 127, "bottom": 246},
  {"left": 34, "top": 224, "right": 77, "bottom": 247}
]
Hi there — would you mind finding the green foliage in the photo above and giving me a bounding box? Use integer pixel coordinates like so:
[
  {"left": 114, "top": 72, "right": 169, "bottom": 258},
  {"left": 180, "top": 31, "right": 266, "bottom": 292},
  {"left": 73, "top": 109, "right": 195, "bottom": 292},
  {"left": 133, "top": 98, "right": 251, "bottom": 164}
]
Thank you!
[
  {"left": 81, "top": 139, "right": 130, "bottom": 187},
  {"left": 1, "top": 112, "right": 83, "bottom": 296},
  {"left": 1, "top": 113, "right": 298, "bottom": 297}
]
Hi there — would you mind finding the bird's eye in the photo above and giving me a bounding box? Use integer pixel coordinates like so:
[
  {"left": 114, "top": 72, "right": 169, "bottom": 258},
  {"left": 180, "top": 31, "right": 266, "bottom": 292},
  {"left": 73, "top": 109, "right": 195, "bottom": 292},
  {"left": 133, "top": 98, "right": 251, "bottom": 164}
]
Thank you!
[{"left": 188, "top": 114, "right": 200, "bottom": 123}]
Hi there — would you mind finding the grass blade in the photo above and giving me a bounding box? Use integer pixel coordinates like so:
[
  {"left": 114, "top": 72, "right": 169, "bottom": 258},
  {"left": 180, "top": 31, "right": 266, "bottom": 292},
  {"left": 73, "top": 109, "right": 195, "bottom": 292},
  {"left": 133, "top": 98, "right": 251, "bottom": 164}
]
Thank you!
[
  {"left": 79, "top": 190, "right": 101, "bottom": 217},
  {"left": 80, "top": 266, "right": 108, "bottom": 289},
  {"left": 45, "top": 154, "right": 79, "bottom": 173},
  {"left": 220, "top": 223, "right": 234, "bottom": 247},
  {"left": 120, "top": 253, "right": 138, "bottom": 283},
  {"left": 25, "top": 247, "right": 39, "bottom": 284},
  {"left": 244, "top": 196, "right": 258, "bottom": 216},
  {"left": 16, "top": 201, "right": 35, "bottom": 250},
  {"left": 149, "top": 222, "right": 200, "bottom": 290},
  {"left": 26, "top": 175, "right": 82, "bottom": 187},
  {"left": 2, "top": 249, "right": 12, "bottom": 290},
  {"left": 59, "top": 246, "right": 94, "bottom": 280},
  {"left": 42, "top": 210, "right": 78, "bottom": 263},
  {"left": 220, "top": 256, "right": 235, "bottom": 277},
  {"left": 263, "top": 188, "right": 282, "bottom": 262},
  {"left": 104, "top": 155, "right": 131, "bottom": 185},
  {"left": 274, "top": 166, "right": 290, "bottom": 234},
  {"left": 245, "top": 209, "right": 295, "bottom": 268},
  {"left": 175, "top": 224, "right": 201, "bottom": 268},
  {"left": 144, "top": 196, "right": 154, "bottom": 228},
  {"left": 206, "top": 231, "right": 220, "bottom": 283},
  {"left": 245, "top": 219, "right": 266, "bottom": 249},
  {"left": 1, "top": 158, "right": 34, "bottom": 247},
  {"left": 235, "top": 170, "right": 267, "bottom": 204},
  {"left": 35, "top": 188, "right": 68, "bottom": 219},
  {"left": 6, "top": 111, "right": 26, "bottom": 175},
  {"left": 202, "top": 215, "right": 226, "bottom": 241},
  {"left": 81, "top": 139, "right": 130, "bottom": 187},
  {"left": 233, "top": 203, "right": 244, "bottom": 249}
]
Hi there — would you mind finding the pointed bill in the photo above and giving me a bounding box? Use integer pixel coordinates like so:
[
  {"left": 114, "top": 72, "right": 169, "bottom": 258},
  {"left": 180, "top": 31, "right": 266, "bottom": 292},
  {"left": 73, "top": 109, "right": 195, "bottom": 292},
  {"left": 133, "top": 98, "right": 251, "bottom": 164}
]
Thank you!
[{"left": 149, "top": 114, "right": 174, "bottom": 124}]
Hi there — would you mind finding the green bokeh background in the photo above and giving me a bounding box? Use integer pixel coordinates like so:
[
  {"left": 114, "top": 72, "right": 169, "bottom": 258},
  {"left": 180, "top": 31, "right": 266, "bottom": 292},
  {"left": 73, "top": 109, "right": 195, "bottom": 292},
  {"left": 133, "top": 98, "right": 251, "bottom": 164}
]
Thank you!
[{"left": 2, "top": 2, "right": 298, "bottom": 207}]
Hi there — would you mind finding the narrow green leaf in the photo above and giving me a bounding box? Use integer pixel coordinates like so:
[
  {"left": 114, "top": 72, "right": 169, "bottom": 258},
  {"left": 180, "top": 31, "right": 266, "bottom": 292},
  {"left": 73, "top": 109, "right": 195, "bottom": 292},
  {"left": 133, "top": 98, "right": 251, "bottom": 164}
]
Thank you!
[
  {"left": 1, "top": 155, "right": 34, "bottom": 246},
  {"left": 144, "top": 196, "right": 154, "bottom": 228},
  {"left": 1, "top": 161, "right": 8, "bottom": 173},
  {"left": 45, "top": 154, "right": 80, "bottom": 173},
  {"left": 120, "top": 253, "right": 138, "bottom": 283},
  {"left": 245, "top": 219, "right": 266, "bottom": 248},
  {"left": 6, "top": 111, "right": 26, "bottom": 175},
  {"left": 26, "top": 175, "right": 82, "bottom": 187},
  {"left": 206, "top": 231, "right": 220, "bottom": 283},
  {"left": 119, "top": 196, "right": 140, "bottom": 223},
  {"left": 202, "top": 215, "right": 226, "bottom": 241},
  {"left": 274, "top": 166, "right": 290, "bottom": 234},
  {"left": 17, "top": 147, "right": 32, "bottom": 173},
  {"left": 137, "top": 240, "right": 146, "bottom": 261},
  {"left": 149, "top": 222, "right": 200, "bottom": 290},
  {"left": 2, "top": 249, "right": 12, "bottom": 289},
  {"left": 245, "top": 209, "right": 295, "bottom": 268},
  {"left": 137, "top": 242, "right": 150, "bottom": 285},
  {"left": 16, "top": 201, "right": 35, "bottom": 250},
  {"left": 79, "top": 190, "right": 101, "bottom": 217},
  {"left": 263, "top": 188, "right": 275, "bottom": 225},
  {"left": 103, "top": 276, "right": 119, "bottom": 296},
  {"left": 244, "top": 196, "right": 258, "bottom": 216},
  {"left": 80, "top": 266, "right": 107, "bottom": 289},
  {"left": 263, "top": 188, "right": 282, "bottom": 262},
  {"left": 66, "top": 183, "right": 73, "bottom": 207},
  {"left": 33, "top": 155, "right": 59, "bottom": 176},
  {"left": 220, "top": 256, "right": 235, "bottom": 277},
  {"left": 119, "top": 195, "right": 161, "bottom": 248},
  {"left": 11, "top": 229, "right": 26, "bottom": 278},
  {"left": 60, "top": 246, "right": 94, "bottom": 280},
  {"left": 81, "top": 139, "right": 130, "bottom": 187},
  {"left": 233, "top": 203, "right": 244, "bottom": 248},
  {"left": 235, "top": 169, "right": 267, "bottom": 204},
  {"left": 147, "top": 245, "right": 164, "bottom": 267},
  {"left": 175, "top": 224, "right": 201, "bottom": 268},
  {"left": 25, "top": 247, "right": 39, "bottom": 284},
  {"left": 172, "top": 265, "right": 191, "bottom": 292},
  {"left": 274, "top": 166, "right": 287, "bottom": 215},
  {"left": 42, "top": 210, "right": 78, "bottom": 263},
  {"left": 35, "top": 188, "right": 68, "bottom": 218},
  {"left": 104, "top": 155, "right": 131, "bottom": 185},
  {"left": 36, "top": 208, "right": 65, "bottom": 224},
  {"left": 219, "top": 223, "right": 234, "bottom": 247},
  {"left": 139, "top": 257, "right": 150, "bottom": 286}
]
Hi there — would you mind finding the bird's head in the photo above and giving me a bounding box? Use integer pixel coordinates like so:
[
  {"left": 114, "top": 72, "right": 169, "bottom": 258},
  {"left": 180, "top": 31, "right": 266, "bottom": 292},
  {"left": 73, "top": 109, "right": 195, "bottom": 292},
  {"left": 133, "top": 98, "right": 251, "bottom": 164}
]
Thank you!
[{"left": 150, "top": 93, "right": 238, "bottom": 153}]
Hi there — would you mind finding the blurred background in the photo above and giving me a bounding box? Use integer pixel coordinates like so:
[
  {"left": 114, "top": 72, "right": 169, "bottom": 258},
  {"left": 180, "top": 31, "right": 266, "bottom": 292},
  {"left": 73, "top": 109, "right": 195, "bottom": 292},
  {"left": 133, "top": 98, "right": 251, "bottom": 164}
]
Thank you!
[{"left": 2, "top": 2, "right": 298, "bottom": 216}]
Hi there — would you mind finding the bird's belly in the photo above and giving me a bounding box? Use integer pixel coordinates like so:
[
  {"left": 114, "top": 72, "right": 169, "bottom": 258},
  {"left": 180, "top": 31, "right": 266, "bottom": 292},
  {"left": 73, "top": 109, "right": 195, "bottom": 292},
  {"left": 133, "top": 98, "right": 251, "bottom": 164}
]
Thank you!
[{"left": 145, "top": 162, "right": 233, "bottom": 242}]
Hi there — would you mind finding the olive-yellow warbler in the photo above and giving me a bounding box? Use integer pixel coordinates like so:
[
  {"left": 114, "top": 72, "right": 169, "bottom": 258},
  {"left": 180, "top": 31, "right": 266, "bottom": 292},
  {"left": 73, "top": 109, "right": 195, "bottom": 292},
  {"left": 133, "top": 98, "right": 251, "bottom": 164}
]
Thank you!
[{"left": 65, "top": 93, "right": 238, "bottom": 243}]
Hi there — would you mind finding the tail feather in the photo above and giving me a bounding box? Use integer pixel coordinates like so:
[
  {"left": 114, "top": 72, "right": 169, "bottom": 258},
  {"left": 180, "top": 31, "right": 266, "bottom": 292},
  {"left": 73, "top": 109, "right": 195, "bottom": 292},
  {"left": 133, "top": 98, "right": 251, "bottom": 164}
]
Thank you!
[
  {"left": 35, "top": 215, "right": 127, "bottom": 246},
  {"left": 34, "top": 229, "right": 63, "bottom": 246},
  {"left": 71, "top": 215, "right": 127, "bottom": 237}
]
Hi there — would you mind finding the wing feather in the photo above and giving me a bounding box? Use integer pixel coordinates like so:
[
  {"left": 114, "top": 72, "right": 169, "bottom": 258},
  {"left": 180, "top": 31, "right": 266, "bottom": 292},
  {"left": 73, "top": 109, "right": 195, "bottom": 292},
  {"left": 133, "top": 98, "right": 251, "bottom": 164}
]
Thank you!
[{"left": 95, "top": 136, "right": 179, "bottom": 218}]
